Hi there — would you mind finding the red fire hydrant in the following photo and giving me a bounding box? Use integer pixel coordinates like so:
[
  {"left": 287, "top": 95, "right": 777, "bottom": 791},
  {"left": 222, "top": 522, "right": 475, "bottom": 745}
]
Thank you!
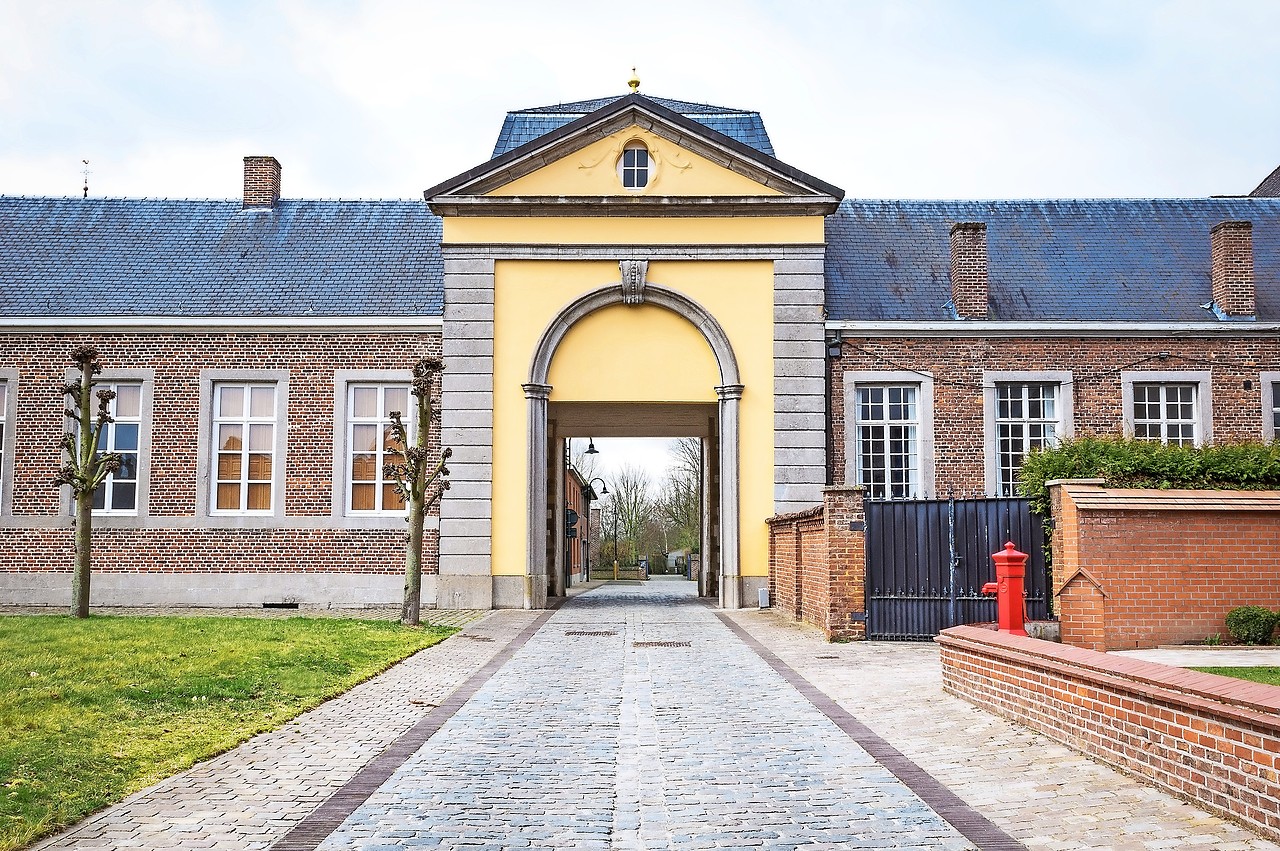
[{"left": 982, "top": 541, "right": 1028, "bottom": 636}]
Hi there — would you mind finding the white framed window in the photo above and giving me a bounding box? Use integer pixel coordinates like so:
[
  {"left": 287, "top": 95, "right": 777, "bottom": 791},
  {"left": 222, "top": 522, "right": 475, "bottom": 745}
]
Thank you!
[
  {"left": 92, "top": 383, "right": 142, "bottom": 514},
  {"left": 346, "top": 383, "right": 411, "bottom": 514},
  {"left": 983, "top": 372, "right": 1072, "bottom": 497},
  {"left": 212, "top": 383, "right": 277, "bottom": 513},
  {"left": 843, "top": 372, "right": 935, "bottom": 500},
  {"left": 618, "top": 141, "right": 652, "bottom": 190},
  {"left": 1121, "top": 371, "right": 1212, "bottom": 447}
]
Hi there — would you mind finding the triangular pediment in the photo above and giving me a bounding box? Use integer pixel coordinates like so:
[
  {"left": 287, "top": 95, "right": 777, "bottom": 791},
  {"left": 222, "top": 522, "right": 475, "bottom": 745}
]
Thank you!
[{"left": 425, "top": 94, "right": 843, "bottom": 217}]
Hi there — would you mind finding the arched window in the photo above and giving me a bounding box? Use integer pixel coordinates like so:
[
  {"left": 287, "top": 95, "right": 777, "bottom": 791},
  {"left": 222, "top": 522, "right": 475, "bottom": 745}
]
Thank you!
[{"left": 618, "top": 141, "right": 651, "bottom": 189}]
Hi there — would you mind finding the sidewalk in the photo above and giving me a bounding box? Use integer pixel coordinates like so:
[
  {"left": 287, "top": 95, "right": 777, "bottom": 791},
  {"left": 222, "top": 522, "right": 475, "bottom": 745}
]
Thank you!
[{"left": 29, "top": 581, "right": 1280, "bottom": 851}]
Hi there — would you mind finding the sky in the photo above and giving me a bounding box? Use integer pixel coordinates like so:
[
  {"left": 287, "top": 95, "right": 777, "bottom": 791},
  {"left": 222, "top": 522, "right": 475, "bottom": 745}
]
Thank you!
[{"left": 4, "top": 0, "right": 1280, "bottom": 201}]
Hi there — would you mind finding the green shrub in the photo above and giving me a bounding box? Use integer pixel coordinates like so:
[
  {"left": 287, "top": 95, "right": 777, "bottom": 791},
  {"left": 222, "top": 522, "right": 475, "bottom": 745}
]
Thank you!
[
  {"left": 1018, "top": 437, "right": 1280, "bottom": 518},
  {"left": 1225, "top": 606, "right": 1280, "bottom": 645}
]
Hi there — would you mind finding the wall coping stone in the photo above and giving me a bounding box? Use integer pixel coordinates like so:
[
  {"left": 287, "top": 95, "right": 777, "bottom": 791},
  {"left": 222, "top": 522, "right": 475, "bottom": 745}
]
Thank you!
[
  {"left": 937, "top": 624, "right": 1280, "bottom": 725},
  {"left": 765, "top": 505, "right": 823, "bottom": 526},
  {"left": 1058, "top": 483, "right": 1280, "bottom": 511}
]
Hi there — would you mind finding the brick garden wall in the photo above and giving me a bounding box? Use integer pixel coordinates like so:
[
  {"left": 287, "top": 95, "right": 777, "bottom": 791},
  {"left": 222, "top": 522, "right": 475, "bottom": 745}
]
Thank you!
[
  {"left": 938, "top": 624, "right": 1280, "bottom": 842},
  {"left": 766, "top": 485, "right": 865, "bottom": 641},
  {"left": 0, "top": 331, "right": 443, "bottom": 598},
  {"left": 1049, "top": 483, "right": 1280, "bottom": 650},
  {"left": 829, "top": 335, "right": 1280, "bottom": 492}
]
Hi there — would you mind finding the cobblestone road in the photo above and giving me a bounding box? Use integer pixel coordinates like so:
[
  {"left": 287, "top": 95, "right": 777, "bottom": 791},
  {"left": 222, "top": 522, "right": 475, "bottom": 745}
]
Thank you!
[{"left": 317, "top": 582, "right": 974, "bottom": 851}]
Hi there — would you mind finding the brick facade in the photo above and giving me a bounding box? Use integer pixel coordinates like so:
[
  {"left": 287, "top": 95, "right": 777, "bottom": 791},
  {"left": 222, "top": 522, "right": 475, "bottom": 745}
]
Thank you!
[
  {"left": 948, "top": 222, "right": 988, "bottom": 319},
  {"left": 938, "top": 624, "right": 1280, "bottom": 841},
  {"left": 1049, "top": 483, "right": 1280, "bottom": 650},
  {"left": 766, "top": 485, "right": 865, "bottom": 640},
  {"left": 829, "top": 334, "right": 1280, "bottom": 494},
  {"left": 0, "top": 330, "right": 443, "bottom": 604}
]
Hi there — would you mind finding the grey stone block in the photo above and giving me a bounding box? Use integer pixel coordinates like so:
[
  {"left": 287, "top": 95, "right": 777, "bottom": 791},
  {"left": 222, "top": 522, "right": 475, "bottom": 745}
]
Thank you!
[
  {"left": 775, "top": 376, "right": 826, "bottom": 395},
  {"left": 443, "top": 259, "right": 495, "bottom": 275},
  {"left": 439, "top": 535, "right": 492, "bottom": 557},
  {"left": 442, "top": 338, "right": 496, "bottom": 357},
  {"left": 774, "top": 287, "right": 825, "bottom": 306},
  {"left": 444, "top": 391, "right": 494, "bottom": 411},
  {"left": 440, "top": 498, "right": 492, "bottom": 519},
  {"left": 776, "top": 411, "right": 826, "bottom": 431},
  {"left": 491, "top": 575, "right": 530, "bottom": 609},
  {"left": 442, "top": 372, "right": 494, "bottom": 393},
  {"left": 438, "top": 553, "right": 493, "bottom": 575},
  {"left": 773, "top": 258, "right": 825, "bottom": 275},
  {"left": 445, "top": 444, "right": 493, "bottom": 464},
  {"left": 444, "top": 321, "right": 495, "bottom": 341},
  {"left": 0, "top": 572, "right": 406, "bottom": 607},
  {"left": 444, "top": 303, "right": 495, "bottom": 322},
  {"left": 773, "top": 322, "right": 825, "bottom": 343},
  {"left": 774, "top": 340, "right": 824, "bottom": 358},
  {"left": 441, "top": 425, "right": 492, "bottom": 444},
  {"left": 774, "top": 305, "right": 824, "bottom": 323},
  {"left": 776, "top": 447, "right": 827, "bottom": 467},
  {"left": 737, "top": 575, "right": 769, "bottom": 609},
  {"left": 775, "top": 393, "right": 825, "bottom": 414},
  {"left": 441, "top": 480, "right": 492, "bottom": 500},
  {"left": 774, "top": 464, "right": 825, "bottom": 484},
  {"left": 774, "top": 483, "right": 825, "bottom": 509},
  {"left": 774, "top": 357, "right": 826, "bottom": 379},
  {"left": 445, "top": 288, "right": 496, "bottom": 304},
  {"left": 442, "top": 409, "right": 493, "bottom": 429},
  {"left": 774, "top": 429, "right": 827, "bottom": 449},
  {"left": 435, "top": 574, "right": 493, "bottom": 609}
]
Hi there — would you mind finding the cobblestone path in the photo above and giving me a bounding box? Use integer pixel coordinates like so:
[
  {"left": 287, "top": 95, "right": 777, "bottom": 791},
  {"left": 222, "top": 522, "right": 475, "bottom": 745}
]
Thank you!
[{"left": 314, "top": 582, "right": 977, "bottom": 851}]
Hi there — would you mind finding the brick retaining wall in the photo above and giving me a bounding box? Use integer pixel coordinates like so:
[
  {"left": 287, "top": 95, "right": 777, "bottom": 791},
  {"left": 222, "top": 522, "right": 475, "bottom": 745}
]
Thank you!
[
  {"left": 938, "top": 624, "right": 1280, "bottom": 841},
  {"left": 766, "top": 485, "right": 865, "bottom": 640},
  {"left": 1050, "top": 483, "right": 1280, "bottom": 650}
]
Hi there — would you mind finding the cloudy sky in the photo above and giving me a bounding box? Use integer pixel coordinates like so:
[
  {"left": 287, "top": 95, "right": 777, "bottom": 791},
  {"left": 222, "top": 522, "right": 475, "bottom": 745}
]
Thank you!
[{"left": 3, "top": 0, "right": 1280, "bottom": 202}]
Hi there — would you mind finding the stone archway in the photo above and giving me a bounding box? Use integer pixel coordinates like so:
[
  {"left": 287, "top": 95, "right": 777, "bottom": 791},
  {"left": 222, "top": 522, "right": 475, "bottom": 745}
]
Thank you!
[{"left": 523, "top": 267, "right": 744, "bottom": 609}]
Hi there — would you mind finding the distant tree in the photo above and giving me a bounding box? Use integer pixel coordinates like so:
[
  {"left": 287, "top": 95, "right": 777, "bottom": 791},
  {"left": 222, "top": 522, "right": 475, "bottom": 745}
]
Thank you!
[
  {"left": 657, "top": 437, "right": 701, "bottom": 553},
  {"left": 383, "top": 356, "right": 451, "bottom": 626},
  {"left": 53, "top": 345, "right": 122, "bottom": 618}
]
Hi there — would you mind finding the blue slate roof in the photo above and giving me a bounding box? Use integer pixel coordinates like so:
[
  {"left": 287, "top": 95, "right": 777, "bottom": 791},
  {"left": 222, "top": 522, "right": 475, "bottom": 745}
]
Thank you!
[
  {"left": 492, "top": 94, "right": 775, "bottom": 158},
  {"left": 0, "top": 197, "right": 442, "bottom": 317},
  {"left": 825, "top": 198, "right": 1280, "bottom": 322}
]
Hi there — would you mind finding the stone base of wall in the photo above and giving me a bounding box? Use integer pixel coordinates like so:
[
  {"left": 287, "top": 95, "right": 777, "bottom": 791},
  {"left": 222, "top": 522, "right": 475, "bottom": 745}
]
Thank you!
[
  {"left": 938, "top": 624, "right": 1280, "bottom": 841},
  {"left": 0, "top": 571, "right": 416, "bottom": 608}
]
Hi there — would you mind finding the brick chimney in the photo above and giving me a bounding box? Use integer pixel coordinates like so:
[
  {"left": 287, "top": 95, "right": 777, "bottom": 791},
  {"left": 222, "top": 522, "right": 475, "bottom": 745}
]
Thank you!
[
  {"left": 949, "top": 222, "right": 988, "bottom": 319},
  {"left": 243, "top": 156, "right": 281, "bottom": 209},
  {"left": 1210, "top": 220, "right": 1254, "bottom": 317}
]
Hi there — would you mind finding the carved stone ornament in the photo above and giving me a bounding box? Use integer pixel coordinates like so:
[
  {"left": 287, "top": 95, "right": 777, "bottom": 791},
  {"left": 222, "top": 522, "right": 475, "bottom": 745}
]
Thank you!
[{"left": 620, "top": 260, "right": 648, "bottom": 305}]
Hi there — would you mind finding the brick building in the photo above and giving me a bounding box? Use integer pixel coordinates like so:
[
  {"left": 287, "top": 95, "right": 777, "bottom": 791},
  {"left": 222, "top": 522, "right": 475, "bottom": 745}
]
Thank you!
[{"left": 2, "top": 90, "right": 1279, "bottom": 609}]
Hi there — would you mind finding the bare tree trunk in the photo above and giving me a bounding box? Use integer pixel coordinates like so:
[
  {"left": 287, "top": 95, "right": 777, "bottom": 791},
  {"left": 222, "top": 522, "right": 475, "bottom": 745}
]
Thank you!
[
  {"left": 401, "top": 491, "right": 424, "bottom": 625},
  {"left": 72, "top": 491, "right": 92, "bottom": 618}
]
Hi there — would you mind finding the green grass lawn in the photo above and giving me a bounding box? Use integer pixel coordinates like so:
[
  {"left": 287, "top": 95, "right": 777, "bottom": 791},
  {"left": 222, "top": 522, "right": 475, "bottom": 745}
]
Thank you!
[
  {"left": 1191, "top": 666, "right": 1280, "bottom": 687},
  {"left": 0, "top": 615, "right": 454, "bottom": 850}
]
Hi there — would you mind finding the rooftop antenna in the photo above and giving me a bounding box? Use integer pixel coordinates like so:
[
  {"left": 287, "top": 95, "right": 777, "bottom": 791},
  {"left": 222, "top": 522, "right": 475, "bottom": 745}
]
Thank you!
[
  {"left": 628, "top": 67, "right": 640, "bottom": 93},
  {"left": 81, "top": 160, "right": 90, "bottom": 198}
]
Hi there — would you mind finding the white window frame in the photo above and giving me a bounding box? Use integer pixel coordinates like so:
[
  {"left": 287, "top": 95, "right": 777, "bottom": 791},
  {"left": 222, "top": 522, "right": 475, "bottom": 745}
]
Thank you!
[
  {"left": 1260, "top": 372, "right": 1280, "bottom": 441},
  {"left": 983, "top": 371, "right": 1073, "bottom": 497},
  {"left": 332, "top": 370, "right": 432, "bottom": 528},
  {"left": 842, "top": 371, "right": 935, "bottom": 499},
  {"left": 91, "top": 382, "right": 144, "bottom": 516},
  {"left": 57, "top": 368, "right": 154, "bottom": 524},
  {"left": 196, "top": 370, "right": 289, "bottom": 521},
  {"left": 344, "top": 382, "right": 412, "bottom": 515},
  {"left": 1121, "top": 370, "right": 1213, "bottom": 447},
  {"left": 0, "top": 369, "right": 15, "bottom": 518},
  {"left": 617, "top": 140, "right": 653, "bottom": 190}
]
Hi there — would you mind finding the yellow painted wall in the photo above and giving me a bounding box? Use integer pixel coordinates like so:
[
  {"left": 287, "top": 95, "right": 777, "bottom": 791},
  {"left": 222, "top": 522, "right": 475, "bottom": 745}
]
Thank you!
[
  {"left": 491, "top": 260, "right": 775, "bottom": 580},
  {"left": 489, "top": 126, "right": 782, "bottom": 197},
  {"left": 444, "top": 216, "right": 823, "bottom": 245}
]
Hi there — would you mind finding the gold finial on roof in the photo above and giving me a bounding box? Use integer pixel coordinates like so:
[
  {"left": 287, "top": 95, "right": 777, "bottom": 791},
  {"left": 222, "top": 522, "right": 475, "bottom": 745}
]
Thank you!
[{"left": 628, "top": 68, "right": 640, "bottom": 93}]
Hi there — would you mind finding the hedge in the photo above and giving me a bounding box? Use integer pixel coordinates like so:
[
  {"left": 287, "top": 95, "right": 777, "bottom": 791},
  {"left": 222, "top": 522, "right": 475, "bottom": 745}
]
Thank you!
[{"left": 1018, "top": 437, "right": 1280, "bottom": 518}]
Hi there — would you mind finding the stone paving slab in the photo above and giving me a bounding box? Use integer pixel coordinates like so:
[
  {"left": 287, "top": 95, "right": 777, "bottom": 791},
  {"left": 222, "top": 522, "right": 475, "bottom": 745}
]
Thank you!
[
  {"left": 29, "top": 610, "right": 534, "bottom": 851},
  {"left": 1112, "top": 647, "right": 1280, "bottom": 667},
  {"left": 729, "top": 609, "right": 1280, "bottom": 851}
]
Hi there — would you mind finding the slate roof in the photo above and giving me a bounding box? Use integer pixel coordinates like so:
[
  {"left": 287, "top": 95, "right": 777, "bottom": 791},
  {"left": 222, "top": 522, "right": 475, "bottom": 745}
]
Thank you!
[
  {"left": 0, "top": 198, "right": 442, "bottom": 317},
  {"left": 1252, "top": 164, "right": 1280, "bottom": 197},
  {"left": 825, "top": 198, "right": 1280, "bottom": 322},
  {"left": 492, "top": 94, "right": 775, "bottom": 158}
]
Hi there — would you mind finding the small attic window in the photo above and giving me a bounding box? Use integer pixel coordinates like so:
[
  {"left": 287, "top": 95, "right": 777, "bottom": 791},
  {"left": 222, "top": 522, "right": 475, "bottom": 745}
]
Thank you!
[{"left": 618, "top": 141, "right": 651, "bottom": 190}]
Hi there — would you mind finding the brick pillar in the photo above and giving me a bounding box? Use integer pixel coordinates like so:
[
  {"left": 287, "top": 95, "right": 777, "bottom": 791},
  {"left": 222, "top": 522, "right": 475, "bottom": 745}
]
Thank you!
[
  {"left": 949, "top": 222, "right": 988, "bottom": 319},
  {"left": 243, "top": 156, "right": 282, "bottom": 209},
  {"left": 822, "top": 485, "right": 866, "bottom": 640},
  {"left": 1210, "top": 220, "right": 1254, "bottom": 317}
]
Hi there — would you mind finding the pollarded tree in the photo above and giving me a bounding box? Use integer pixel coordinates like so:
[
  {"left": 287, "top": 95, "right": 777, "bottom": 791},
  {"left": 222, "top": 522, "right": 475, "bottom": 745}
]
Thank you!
[
  {"left": 383, "top": 355, "right": 451, "bottom": 626},
  {"left": 53, "top": 345, "right": 122, "bottom": 618}
]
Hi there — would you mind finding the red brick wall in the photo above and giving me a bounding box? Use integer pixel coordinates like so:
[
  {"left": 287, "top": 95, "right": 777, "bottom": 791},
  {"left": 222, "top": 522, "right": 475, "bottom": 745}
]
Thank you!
[
  {"left": 1211, "top": 221, "right": 1255, "bottom": 317},
  {"left": 938, "top": 625, "right": 1280, "bottom": 841},
  {"left": 1050, "top": 485, "right": 1280, "bottom": 650},
  {"left": 1, "top": 331, "right": 442, "bottom": 579},
  {"left": 829, "top": 335, "right": 1280, "bottom": 492},
  {"left": 766, "top": 487, "right": 866, "bottom": 641}
]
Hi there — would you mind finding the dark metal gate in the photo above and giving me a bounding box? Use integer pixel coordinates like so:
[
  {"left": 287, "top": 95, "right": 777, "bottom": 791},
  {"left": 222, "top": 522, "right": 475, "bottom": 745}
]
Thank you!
[{"left": 864, "top": 497, "right": 1049, "bottom": 640}]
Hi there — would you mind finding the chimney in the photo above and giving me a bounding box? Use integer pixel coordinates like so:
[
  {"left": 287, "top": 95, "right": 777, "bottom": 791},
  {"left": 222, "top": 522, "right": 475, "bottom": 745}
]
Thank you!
[
  {"left": 1210, "top": 220, "right": 1254, "bottom": 317},
  {"left": 949, "top": 222, "right": 988, "bottom": 319},
  {"left": 243, "top": 156, "right": 282, "bottom": 209}
]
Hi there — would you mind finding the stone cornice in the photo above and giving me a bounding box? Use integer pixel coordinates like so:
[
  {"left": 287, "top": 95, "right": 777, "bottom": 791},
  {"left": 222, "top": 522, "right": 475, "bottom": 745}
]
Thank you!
[{"left": 428, "top": 195, "right": 841, "bottom": 218}]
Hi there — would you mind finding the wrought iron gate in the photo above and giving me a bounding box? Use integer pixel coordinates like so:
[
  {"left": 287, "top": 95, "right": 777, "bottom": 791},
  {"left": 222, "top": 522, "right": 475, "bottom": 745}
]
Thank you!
[{"left": 864, "top": 497, "right": 1049, "bottom": 640}]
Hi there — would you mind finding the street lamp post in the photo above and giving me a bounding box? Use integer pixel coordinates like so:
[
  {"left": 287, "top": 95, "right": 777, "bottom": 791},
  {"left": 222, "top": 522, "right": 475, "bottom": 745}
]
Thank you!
[{"left": 582, "top": 476, "right": 608, "bottom": 582}]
